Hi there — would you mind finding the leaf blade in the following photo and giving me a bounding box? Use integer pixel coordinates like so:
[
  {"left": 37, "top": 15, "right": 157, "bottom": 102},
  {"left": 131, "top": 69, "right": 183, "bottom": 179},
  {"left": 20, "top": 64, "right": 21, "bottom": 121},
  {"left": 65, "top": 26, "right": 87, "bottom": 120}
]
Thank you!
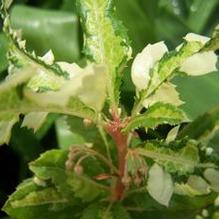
[
  {"left": 124, "top": 102, "right": 186, "bottom": 132},
  {"left": 77, "top": 0, "right": 131, "bottom": 107},
  {"left": 147, "top": 163, "right": 174, "bottom": 206}
]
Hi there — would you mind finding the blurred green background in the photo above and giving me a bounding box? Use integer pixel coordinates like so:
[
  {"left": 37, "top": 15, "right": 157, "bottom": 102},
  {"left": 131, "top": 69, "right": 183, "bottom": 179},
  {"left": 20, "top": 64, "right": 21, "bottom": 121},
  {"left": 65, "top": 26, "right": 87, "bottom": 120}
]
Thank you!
[{"left": 0, "top": 0, "right": 219, "bottom": 218}]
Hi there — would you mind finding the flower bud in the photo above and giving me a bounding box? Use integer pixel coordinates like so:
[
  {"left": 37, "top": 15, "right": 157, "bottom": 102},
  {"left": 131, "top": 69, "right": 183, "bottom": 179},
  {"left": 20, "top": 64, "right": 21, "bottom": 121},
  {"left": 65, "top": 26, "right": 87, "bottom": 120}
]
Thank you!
[
  {"left": 65, "top": 160, "right": 74, "bottom": 171},
  {"left": 122, "top": 176, "right": 131, "bottom": 187},
  {"left": 74, "top": 165, "right": 84, "bottom": 176},
  {"left": 83, "top": 118, "right": 93, "bottom": 127}
]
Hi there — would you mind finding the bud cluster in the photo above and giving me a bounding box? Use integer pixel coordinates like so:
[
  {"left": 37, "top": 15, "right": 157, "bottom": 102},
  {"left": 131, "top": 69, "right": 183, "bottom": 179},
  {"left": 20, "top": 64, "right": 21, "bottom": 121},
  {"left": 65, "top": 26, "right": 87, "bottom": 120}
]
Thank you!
[
  {"left": 65, "top": 146, "right": 84, "bottom": 176},
  {"left": 122, "top": 150, "right": 148, "bottom": 188}
]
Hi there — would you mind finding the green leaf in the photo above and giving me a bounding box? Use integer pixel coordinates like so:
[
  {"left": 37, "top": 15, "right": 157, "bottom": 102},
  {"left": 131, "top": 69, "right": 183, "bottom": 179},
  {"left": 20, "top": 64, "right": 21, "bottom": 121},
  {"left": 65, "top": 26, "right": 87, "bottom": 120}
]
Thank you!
[
  {"left": 111, "top": 204, "right": 131, "bottom": 219},
  {"left": 29, "top": 149, "right": 107, "bottom": 202},
  {"left": 80, "top": 203, "right": 131, "bottom": 219},
  {"left": 203, "top": 24, "right": 219, "bottom": 51},
  {"left": 80, "top": 204, "right": 101, "bottom": 219},
  {"left": 187, "top": 0, "right": 219, "bottom": 33},
  {"left": 212, "top": 211, "right": 219, "bottom": 219},
  {"left": 61, "top": 0, "right": 77, "bottom": 12},
  {"left": 77, "top": 0, "right": 132, "bottom": 107},
  {"left": 126, "top": 190, "right": 216, "bottom": 219},
  {"left": 3, "top": 179, "right": 80, "bottom": 219},
  {"left": 2, "top": 0, "right": 13, "bottom": 9},
  {"left": 67, "top": 116, "right": 102, "bottom": 145},
  {"left": 115, "top": 0, "right": 155, "bottom": 54},
  {"left": 124, "top": 102, "right": 186, "bottom": 132},
  {"left": 147, "top": 163, "right": 174, "bottom": 206},
  {"left": 136, "top": 140, "right": 200, "bottom": 175},
  {"left": 0, "top": 33, "right": 8, "bottom": 73},
  {"left": 55, "top": 116, "right": 85, "bottom": 149},
  {"left": 173, "top": 72, "right": 219, "bottom": 119},
  {"left": 178, "top": 104, "right": 219, "bottom": 144},
  {"left": 80, "top": 204, "right": 113, "bottom": 219},
  {"left": 9, "top": 187, "right": 68, "bottom": 208},
  {"left": 11, "top": 5, "right": 80, "bottom": 62}
]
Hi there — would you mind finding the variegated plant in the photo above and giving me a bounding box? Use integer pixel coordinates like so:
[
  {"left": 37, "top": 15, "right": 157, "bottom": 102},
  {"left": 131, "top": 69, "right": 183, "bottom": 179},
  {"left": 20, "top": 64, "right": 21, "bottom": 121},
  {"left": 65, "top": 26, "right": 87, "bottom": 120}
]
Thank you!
[{"left": 0, "top": 0, "right": 219, "bottom": 218}]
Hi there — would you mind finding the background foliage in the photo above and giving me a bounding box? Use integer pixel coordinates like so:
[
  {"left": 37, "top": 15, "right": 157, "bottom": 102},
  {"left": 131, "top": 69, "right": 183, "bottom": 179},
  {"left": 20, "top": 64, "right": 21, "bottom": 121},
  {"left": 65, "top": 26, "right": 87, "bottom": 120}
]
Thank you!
[{"left": 0, "top": 0, "right": 219, "bottom": 218}]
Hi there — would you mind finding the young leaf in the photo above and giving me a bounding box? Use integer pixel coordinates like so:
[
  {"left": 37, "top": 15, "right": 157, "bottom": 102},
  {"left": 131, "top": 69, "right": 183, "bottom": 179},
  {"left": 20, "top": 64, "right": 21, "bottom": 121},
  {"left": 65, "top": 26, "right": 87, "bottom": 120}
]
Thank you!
[
  {"left": 180, "top": 51, "right": 217, "bottom": 76},
  {"left": 124, "top": 102, "right": 186, "bottom": 132},
  {"left": 146, "top": 40, "right": 203, "bottom": 96},
  {"left": 179, "top": 33, "right": 217, "bottom": 76},
  {"left": 147, "top": 163, "right": 174, "bottom": 206},
  {"left": 136, "top": 140, "right": 200, "bottom": 175},
  {"left": 132, "top": 34, "right": 218, "bottom": 116},
  {"left": 77, "top": 0, "right": 132, "bottom": 108},
  {"left": 143, "top": 82, "right": 184, "bottom": 108}
]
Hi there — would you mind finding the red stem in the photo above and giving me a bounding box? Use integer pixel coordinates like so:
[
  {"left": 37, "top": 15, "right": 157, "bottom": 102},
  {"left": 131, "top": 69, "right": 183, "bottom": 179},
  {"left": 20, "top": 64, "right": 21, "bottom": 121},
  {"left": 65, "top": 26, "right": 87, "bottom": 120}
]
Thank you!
[{"left": 105, "top": 112, "right": 128, "bottom": 201}]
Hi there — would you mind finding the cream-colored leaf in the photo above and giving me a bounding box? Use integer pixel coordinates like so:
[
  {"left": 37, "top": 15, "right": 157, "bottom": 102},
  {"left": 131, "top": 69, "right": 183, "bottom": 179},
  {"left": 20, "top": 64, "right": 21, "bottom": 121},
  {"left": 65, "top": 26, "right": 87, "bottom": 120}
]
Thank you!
[
  {"left": 21, "top": 112, "right": 48, "bottom": 132},
  {"left": 143, "top": 82, "right": 184, "bottom": 108},
  {"left": 166, "top": 126, "right": 180, "bottom": 143},
  {"left": 0, "top": 116, "right": 19, "bottom": 145},
  {"left": 26, "top": 65, "right": 107, "bottom": 112},
  {"left": 39, "top": 50, "right": 55, "bottom": 65},
  {"left": 180, "top": 52, "right": 217, "bottom": 76},
  {"left": 0, "top": 65, "right": 36, "bottom": 92},
  {"left": 187, "top": 176, "right": 210, "bottom": 194},
  {"left": 184, "top": 33, "right": 210, "bottom": 44},
  {"left": 27, "top": 69, "right": 66, "bottom": 92},
  {"left": 147, "top": 163, "right": 173, "bottom": 206},
  {"left": 215, "top": 196, "right": 219, "bottom": 206},
  {"left": 204, "top": 168, "right": 219, "bottom": 193},
  {"left": 131, "top": 42, "right": 168, "bottom": 90},
  {"left": 57, "top": 62, "right": 82, "bottom": 79},
  {"left": 174, "top": 176, "right": 210, "bottom": 197}
]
